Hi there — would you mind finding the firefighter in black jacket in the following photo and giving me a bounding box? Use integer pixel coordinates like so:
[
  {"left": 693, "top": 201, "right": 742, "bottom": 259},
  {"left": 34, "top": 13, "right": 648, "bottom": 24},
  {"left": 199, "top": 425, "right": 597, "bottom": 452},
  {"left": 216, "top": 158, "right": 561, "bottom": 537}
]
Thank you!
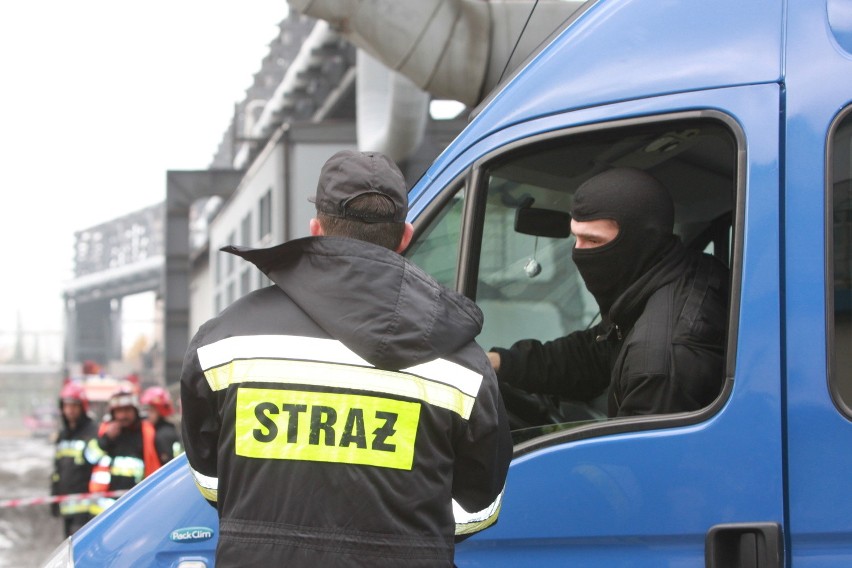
[
  {"left": 141, "top": 386, "right": 182, "bottom": 464},
  {"left": 85, "top": 388, "right": 162, "bottom": 515},
  {"left": 181, "top": 150, "right": 512, "bottom": 567},
  {"left": 489, "top": 167, "right": 728, "bottom": 421},
  {"left": 51, "top": 381, "right": 98, "bottom": 536}
]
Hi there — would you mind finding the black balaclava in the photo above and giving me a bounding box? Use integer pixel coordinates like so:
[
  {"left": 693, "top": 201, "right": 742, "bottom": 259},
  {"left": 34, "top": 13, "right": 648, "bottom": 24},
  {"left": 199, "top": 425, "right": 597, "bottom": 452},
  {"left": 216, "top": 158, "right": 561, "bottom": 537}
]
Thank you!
[{"left": 570, "top": 167, "right": 675, "bottom": 316}]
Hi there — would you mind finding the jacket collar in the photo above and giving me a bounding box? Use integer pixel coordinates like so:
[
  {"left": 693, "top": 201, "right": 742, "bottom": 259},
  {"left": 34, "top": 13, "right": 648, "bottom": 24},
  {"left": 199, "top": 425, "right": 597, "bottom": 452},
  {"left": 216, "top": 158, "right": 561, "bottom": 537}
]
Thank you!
[{"left": 607, "top": 237, "right": 688, "bottom": 332}]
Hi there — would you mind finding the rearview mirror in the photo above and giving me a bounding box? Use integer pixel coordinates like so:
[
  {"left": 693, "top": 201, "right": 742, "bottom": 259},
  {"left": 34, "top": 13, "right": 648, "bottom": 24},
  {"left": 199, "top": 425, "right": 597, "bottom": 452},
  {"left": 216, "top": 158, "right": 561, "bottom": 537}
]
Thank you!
[{"left": 515, "top": 205, "right": 572, "bottom": 238}]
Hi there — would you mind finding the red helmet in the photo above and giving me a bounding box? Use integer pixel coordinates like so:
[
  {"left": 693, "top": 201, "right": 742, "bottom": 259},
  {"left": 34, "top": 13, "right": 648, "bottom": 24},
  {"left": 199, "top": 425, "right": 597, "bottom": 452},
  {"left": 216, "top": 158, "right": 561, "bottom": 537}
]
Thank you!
[
  {"left": 82, "top": 360, "right": 101, "bottom": 375},
  {"left": 140, "top": 386, "right": 175, "bottom": 417},
  {"left": 59, "top": 382, "right": 89, "bottom": 413}
]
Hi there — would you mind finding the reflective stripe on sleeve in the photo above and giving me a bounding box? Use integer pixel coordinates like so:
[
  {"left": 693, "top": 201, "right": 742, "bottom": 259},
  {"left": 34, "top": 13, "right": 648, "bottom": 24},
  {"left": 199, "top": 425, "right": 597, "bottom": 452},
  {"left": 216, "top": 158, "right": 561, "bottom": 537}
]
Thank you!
[
  {"left": 84, "top": 438, "right": 106, "bottom": 465},
  {"left": 55, "top": 439, "right": 87, "bottom": 463},
  {"left": 90, "top": 469, "right": 112, "bottom": 486},
  {"left": 89, "top": 497, "right": 117, "bottom": 516},
  {"left": 189, "top": 466, "right": 218, "bottom": 503},
  {"left": 110, "top": 456, "right": 145, "bottom": 482},
  {"left": 453, "top": 489, "right": 504, "bottom": 536},
  {"left": 60, "top": 499, "right": 92, "bottom": 515},
  {"left": 197, "top": 335, "right": 483, "bottom": 420}
]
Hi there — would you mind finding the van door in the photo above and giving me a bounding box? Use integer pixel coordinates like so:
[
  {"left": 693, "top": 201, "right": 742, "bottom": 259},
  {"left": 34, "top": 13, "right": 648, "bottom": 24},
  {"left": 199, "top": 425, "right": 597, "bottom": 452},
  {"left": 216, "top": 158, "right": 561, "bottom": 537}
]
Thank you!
[
  {"left": 783, "top": 1, "right": 852, "bottom": 564},
  {"left": 407, "top": 84, "right": 784, "bottom": 566}
]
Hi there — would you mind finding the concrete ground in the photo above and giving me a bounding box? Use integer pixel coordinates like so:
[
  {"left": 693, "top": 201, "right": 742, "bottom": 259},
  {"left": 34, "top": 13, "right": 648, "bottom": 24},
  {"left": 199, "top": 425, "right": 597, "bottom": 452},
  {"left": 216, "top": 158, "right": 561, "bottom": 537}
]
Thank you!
[{"left": 0, "top": 430, "right": 65, "bottom": 567}]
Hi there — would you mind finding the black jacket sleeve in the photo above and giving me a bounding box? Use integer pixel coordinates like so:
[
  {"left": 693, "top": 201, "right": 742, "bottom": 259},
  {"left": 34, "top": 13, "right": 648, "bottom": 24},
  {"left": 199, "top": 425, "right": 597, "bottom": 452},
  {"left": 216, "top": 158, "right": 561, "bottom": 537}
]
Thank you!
[
  {"left": 494, "top": 326, "right": 613, "bottom": 401},
  {"left": 451, "top": 347, "right": 512, "bottom": 514},
  {"left": 180, "top": 326, "right": 222, "bottom": 509},
  {"left": 153, "top": 422, "right": 182, "bottom": 464}
]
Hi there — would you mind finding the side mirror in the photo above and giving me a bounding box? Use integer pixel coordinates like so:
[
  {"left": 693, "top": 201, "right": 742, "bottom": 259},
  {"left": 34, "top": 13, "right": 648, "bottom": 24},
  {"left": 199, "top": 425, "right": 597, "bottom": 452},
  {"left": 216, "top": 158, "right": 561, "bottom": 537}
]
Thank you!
[{"left": 514, "top": 200, "right": 572, "bottom": 238}]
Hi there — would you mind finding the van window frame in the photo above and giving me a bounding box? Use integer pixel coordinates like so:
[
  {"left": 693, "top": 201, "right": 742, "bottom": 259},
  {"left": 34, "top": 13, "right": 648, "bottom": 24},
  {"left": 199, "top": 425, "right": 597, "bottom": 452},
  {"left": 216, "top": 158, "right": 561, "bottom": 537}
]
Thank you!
[
  {"left": 409, "top": 175, "right": 470, "bottom": 291},
  {"left": 455, "top": 110, "right": 746, "bottom": 455},
  {"left": 825, "top": 105, "right": 852, "bottom": 420}
]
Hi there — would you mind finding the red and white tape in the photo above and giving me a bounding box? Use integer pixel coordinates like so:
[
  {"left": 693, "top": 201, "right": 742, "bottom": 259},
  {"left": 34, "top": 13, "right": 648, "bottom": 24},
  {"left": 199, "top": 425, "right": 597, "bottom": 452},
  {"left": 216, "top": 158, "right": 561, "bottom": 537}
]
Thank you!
[{"left": 0, "top": 490, "right": 127, "bottom": 509}]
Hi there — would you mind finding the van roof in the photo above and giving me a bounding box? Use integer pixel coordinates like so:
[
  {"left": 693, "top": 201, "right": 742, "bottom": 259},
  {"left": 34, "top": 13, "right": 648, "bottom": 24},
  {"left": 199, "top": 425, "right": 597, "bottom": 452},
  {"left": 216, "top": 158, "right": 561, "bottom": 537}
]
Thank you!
[{"left": 417, "top": 0, "right": 784, "bottom": 196}]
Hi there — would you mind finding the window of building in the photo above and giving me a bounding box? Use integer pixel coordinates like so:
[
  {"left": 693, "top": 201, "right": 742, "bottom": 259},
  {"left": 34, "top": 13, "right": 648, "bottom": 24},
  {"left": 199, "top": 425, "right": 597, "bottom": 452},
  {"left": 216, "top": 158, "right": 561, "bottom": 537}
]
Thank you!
[
  {"left": 259, "top": 189, "right": 272, "bottom": 241},
  {"left": 241, "top": 213, "right": 252, "bottom": 246},
  {"left": 226, "top": 282, "right": 235, "bottom": 307},
  {"left": 226, "top": 231, "right": 236, "bottom": 276},
  {"left": 240, "top": 269, "right": 251, "bottom": 297}
]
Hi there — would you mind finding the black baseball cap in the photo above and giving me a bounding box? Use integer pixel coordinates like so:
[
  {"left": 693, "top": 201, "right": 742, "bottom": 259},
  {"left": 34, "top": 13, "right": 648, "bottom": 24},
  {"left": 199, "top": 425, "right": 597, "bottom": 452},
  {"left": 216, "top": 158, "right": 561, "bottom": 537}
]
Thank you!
[{"left": 310, "top": 150, "right": 408, "bottom": 223}]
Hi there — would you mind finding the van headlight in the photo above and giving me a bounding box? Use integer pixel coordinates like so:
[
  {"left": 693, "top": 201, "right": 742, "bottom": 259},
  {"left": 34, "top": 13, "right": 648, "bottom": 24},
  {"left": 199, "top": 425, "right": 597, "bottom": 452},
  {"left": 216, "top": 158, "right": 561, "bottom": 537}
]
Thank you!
[{"left": 40, "top": 537, "right": 74, "bottom": 568}]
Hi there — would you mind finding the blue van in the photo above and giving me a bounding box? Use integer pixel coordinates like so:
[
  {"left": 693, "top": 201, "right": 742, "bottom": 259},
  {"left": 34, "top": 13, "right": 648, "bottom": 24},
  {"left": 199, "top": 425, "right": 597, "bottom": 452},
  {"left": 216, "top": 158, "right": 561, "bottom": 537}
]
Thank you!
[{"left": 43, "top": 0, "right": 852, "bottom": 565}]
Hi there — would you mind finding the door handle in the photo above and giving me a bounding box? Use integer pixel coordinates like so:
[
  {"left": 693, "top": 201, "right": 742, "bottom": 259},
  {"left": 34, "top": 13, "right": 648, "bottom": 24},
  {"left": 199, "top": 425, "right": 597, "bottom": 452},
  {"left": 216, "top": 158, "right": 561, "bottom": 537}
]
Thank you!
[{"left": 705, "top": 522, "right": 783, "bottom": 568}]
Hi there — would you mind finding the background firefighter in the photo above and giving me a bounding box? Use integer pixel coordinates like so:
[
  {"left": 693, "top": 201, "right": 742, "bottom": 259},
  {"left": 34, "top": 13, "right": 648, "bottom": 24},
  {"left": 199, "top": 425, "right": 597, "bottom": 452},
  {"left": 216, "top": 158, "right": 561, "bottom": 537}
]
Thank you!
[
  {"left": 50, "top": 381, "right": 98, "bottom": 536},
  {"left": 140, "top": 386, "right": 183, "bottom": 464},
  {"left": 84, "top": 388, "right": 161, "bottom": 515}
]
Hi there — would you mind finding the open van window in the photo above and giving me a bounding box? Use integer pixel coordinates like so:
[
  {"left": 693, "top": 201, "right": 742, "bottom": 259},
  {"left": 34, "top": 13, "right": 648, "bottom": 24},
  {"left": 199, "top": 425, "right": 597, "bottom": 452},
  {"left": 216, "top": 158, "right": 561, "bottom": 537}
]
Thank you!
[
  {"left": 406, "top": 185, "right": 466, "bottom": 290},
  {"left": 409, "top": 114, "right": 739, "bottom": 444}
]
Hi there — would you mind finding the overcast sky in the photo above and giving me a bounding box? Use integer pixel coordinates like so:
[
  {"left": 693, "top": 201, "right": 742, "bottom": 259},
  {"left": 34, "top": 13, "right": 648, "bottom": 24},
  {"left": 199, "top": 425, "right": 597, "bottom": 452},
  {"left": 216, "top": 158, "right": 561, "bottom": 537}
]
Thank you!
[{"left": 0, "top": 1, "right": 287, "bottom": 356}]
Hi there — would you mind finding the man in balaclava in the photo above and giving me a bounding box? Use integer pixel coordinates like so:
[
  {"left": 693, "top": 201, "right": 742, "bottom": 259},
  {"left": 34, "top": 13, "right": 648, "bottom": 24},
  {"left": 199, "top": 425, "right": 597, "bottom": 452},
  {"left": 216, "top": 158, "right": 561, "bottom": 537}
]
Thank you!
[{"left": 489, "top": 167, "right": 728, "bottom": 421}]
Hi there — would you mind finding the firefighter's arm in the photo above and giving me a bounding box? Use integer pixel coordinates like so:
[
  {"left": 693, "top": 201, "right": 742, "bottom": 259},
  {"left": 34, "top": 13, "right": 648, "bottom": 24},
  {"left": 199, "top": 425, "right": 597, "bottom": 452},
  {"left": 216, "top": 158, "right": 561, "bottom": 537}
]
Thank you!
[
  {"left": 101, "top": 421, "right": 121, "bottom": 440},
  {"left": 452, "top": 354, "right": 513, "bottom": 538},
  {"left": 180, "top": 333, "right": 221, "bottom": 509}
]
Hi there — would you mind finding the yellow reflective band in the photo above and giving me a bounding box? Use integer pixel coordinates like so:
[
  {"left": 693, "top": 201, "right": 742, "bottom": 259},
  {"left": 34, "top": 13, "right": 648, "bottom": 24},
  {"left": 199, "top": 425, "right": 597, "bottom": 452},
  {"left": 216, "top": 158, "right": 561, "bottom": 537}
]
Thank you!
[
  {"left": 197, "top": 335, "right": 483, "bottom": 397},
  {"left": 189, "top": 466, "right": 218, "bottom": 503},
  {"left": 198, "top": 335, "right": 367, "bottom": 371},
  {"left": 55, "top": 448, "right": 79, "bottom": 458},
  {"left": 235, "top": 387, "right": 421, "bottom": 470},
  {"left": 55, "top": 448, "right": 86, "bottom": 464},
  {"left": 453, "top": 490, "right": 504, "bottom": 536},
  {"left": 89, "top": 497, "right": 117, "bottom": 515},
  {"left": 85, "top": 439, "right": 107, "bottom": 463},
  {"left": 454, "top": 503, "right": 501, "bottom": 535},
  {"left": 194, "top": 481, "right": 218, "bottom": 503},
  {"left": 206, "top": 358, "right": 475, "bottom": 419},
  {"left": 56, "top": 440, "right": 87, "bottom": 464},
  {"left": 60, "top": 500, "right": 91, "bottom": 515}
]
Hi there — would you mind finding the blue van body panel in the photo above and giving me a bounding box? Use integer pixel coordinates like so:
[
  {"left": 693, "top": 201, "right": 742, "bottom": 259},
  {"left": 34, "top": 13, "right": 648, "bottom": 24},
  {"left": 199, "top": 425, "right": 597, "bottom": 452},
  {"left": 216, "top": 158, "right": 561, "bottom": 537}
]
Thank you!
[
  {"left": 782, "top": 0, "right": 852, "bottom": 564},
  {"left": 71, "top": 455, "right": 218, "bottom": 566},
  {"left": 451, "top": 82, "right": 784, "bottom": 565},
  {"left": 67, "top": 0, "right": 852, "bottom": 565}
]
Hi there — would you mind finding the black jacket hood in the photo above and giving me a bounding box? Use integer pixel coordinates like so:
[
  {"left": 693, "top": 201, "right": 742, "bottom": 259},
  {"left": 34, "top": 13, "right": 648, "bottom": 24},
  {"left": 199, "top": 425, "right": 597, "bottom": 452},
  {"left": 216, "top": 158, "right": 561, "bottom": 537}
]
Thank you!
[{"left": 224, "top": 237, "right": 484, "bottom": 371}]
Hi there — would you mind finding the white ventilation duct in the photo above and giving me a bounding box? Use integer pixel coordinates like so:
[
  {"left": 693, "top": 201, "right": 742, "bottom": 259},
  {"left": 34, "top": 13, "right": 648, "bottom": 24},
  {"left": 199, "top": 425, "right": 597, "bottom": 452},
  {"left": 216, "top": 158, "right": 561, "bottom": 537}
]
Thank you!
[
  {"left": 287, "top": 0, "right": 587, "bottom": 107},
  {"left": 289, "top": 0, "right": 489, "bottom": 107},
  {"left": 356, "top": 50, "right": 429, "bottom": 162},
  {"left": 230, "top": 17, "right": 428, "bottom": 166}
]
